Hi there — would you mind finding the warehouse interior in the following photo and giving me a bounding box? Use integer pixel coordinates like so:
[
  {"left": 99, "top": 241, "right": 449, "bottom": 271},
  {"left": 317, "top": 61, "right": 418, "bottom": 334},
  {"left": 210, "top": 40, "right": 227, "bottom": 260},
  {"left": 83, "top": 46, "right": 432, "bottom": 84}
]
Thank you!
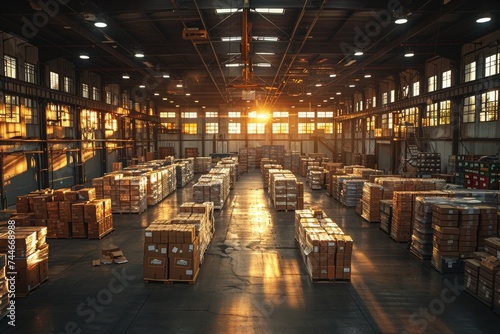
[{"left": 1, "top": 0, "right": 500, "bottom": 333}]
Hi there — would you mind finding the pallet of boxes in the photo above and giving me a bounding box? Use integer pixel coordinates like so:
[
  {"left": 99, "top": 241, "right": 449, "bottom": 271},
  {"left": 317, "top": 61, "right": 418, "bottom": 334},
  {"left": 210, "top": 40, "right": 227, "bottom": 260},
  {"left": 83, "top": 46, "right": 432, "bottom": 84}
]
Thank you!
[
  {"left": 143, "top": 202, "right": 214, "bottom": 284},
  {"left": 0, "top": 254, "right": 7, "bottom": 318},
  {"left": 0, "top": 226, "right": 49, "bottom": 297},
  {"left": 295, "top": 207, "right": 353, "bottom": 282}
]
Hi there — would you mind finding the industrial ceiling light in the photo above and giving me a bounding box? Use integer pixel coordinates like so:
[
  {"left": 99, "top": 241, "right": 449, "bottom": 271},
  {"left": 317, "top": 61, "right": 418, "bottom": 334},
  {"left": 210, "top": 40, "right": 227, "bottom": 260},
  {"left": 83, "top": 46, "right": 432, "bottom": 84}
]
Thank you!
[
  {"left": 79, "top": 52, "right": 89, "bottom": 59},
  {"left": 404, "top": 47, "right": 415, "bottom": 57},
  {"left": 154, "top": 92, "right": 160, "bottom": 96},
  {"left": 122, "top": 74, "right": 130, "bottom": 79},
  {"left": 139, "top": 84, "right": 146, "bottom": 88},
  {"left": 349, "top": 84, "right": 356, "bottom": 87},
  {"left": 354, "top": 50, "right": 363, "bottom": 56},
  {"left": 395, "top": 14, "right": 408, "bottom": 24},
  {"left": 476, "top": 12, "right": 491, "bottom": 23},
  {"left": 364, "top": 73, "right": 372, "bottom": 78},
  {"left": 329, "top": 73, "right": 337, "bottom": 78},
  {"left": 134, "top": 49, "right": 145, "bottom": 58},
  {"left": 94, "top": 14, "right": 107, "bottom": 28},
  {"left": 162, "top": 74, "right": 170, "bottom": 78}
]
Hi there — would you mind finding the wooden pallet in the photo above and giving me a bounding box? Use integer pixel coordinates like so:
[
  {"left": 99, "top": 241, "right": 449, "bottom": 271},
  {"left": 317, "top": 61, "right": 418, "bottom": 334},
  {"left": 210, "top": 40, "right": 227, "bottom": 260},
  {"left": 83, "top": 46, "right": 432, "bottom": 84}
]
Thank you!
[
  {"left": 311, "top": 277, "right": 351, "bottom": 284},
  {"left": 89, "top": 228, "right": 115, "bottom": 240},
  {"left": 144, "top": 269, "right": 199, "bottom": 285}
]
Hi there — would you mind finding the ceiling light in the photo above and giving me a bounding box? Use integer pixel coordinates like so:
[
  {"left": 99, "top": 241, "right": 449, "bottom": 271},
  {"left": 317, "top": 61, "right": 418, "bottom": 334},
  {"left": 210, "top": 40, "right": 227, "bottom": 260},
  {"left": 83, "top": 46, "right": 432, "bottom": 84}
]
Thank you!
[
  {"left": 163, "top": 74, "right": 170, "bottom": 78},
  {"left": 329, "top": 74, "right": 337, "bottom": 78},
  {"left": 154, "top": 92, "right": 160, "bottom": 96},
  {"left": 323, "top": 100, "right": 327, "bottom": 103},
  {"left": 186, "top": 93, "right": 191, "bottom": 96},
  {"left": 299, "top": 99, "right": 304, "bottom": 102},
  {"left": 94, "top": 15, "right": 107, "bottom": 28},
  {"left": 254, "top": 8, "right": 285, "bottom": 14},
  {"left": 349, "top": 84, "right": 355, "bottom": 88},
  {"left": 336, "top": 92, "right": 342, "bottom": 95},
  {"left": 395, "top": 16, "right": 408, "bottom": 24},
  {"left": 122, "top": 74, "right": 130, "bottom": 79},
  {"left": 364, "top": 74, "right": 372, "bottom": 78},
  {"left": 215, "top": 8, "right": 239, "bottom": 14},
  {"left": 195, "top": 100, "right": 199, "bottom": 103},
  {"left": 79, "top": 52, "right": 89, "bottom": 60},
  {"left": 354, "top": 50, "right": 363, "bottom": 56},
  {"left": 134, "top": 49, "right": 145, "bottom": 58},
  {"left": 315, "top": 83, "right": 322, "bottom": 87},
  {"left": 176, "top": 84, "right": 183, "bottom": 88},
  {"left": 176, "top": 105, "right": 180, "bottom": 108},
  {"left": 476, "top": 12, "right": 491, "bottom": 23},
  {"left": 202, "top": 106, "right": 206, "bottom": 109},
  {"left": 162, "top": 97, "right": 168, "bottom": 101},
  {"left": 330, "top": 97, "right": 334, "bottom": 100},
  {"left": 404, "top": 47, "right": 414, "bottom": 57},
  {"left": 306, "top": 92, "right": 312, "bottom": 96},
  {"left": 139, "top": 84, "right": 145, "bottom": 88}
]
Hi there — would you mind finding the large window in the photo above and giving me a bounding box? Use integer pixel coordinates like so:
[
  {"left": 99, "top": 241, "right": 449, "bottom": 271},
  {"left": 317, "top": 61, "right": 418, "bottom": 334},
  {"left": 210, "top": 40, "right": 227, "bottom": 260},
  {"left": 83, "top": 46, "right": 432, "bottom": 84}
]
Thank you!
[
  {"left": 50, "top": 71, "right": 59, "bottom": 90},
  {"left": 3, "top": 55, "right": 16, "bottom": 79},
  {"left": 442, "top": 70, "right": 452, "bottom": 89},
  {"left": 228, "top": 112, "right": 241, "bottom": 118},
  {"left": 372, "top": 96, "right": 377, "bottom": 108},
  {"left": 1, "top": 95, "right": 20, "bottom": 123},
  {"left": 206, "top": 112, "right": 218, "bottom": 118},
  {"left": 82, "top": 83, "right": 89, "bottom": 98},
  {"left": 182, "top": 123, "right": 197, "bottom": 134},
  {"left": 25, "top": 62, "right": 36, "bottom": 83},
  {"left": 206, "top": 123, "right": 219, "bottom": 134},
  {"left": 317, "top": 123, "right": 333, "bottom": 134},
  {"left": 273, "top": 111, "right": 289, "bottom": 118},
  {"left": 336, "top": 122, "right": 342, "bottom": 134},
  {"left": 439, "top": 100, "right": 451, "bottom": 125},
  {"left": 160, "top": 111, "right": 176, "bottom": 118},
  {"left": 390, "top": 90, "right": 395, "bottom": 103},
  {"left": 64, "top": 77, "right": 74, "bottom": 94},
  {"left": 464, "top": 61, "right": 476, "bottom": 82},
  {"left": 485, "top": 54, "right": 499, "bottom": 77},
  {"left": 402, "top": 85, "right": 410, "bottom": 98},
  {"left": 272, "top": 123, "right": 288, "bottom": 134},
  {"left": 428, "top": 75, "right": 437, "bottom": 92},
  {"left": 105, "top": 91, "right": 112, "bottom": 104},
  {"left": 181, "top": 112, "right": 197, "bottom": 118},
  {"left": 92, "top": 87, "right": 100, "bottom": 101},
  {"left": 298, "top": 111, "right": 315, "bottom": 118},
  {"left": 480, "top": 90, "right": 498, "bottom": 122},
  {"left": 298, "top": 123, "right": 314, "bottom": 134},
  {"left": 24, "top": 98, "right": 38, "bottom": 124},
  {"left": 382, "top": 92, "right": 388, "bottom": 105},
  {"left": 463, "top": 96, "right": 476, "bottom": 123},
  {"left": 228, "top": 122, "right": 241, "bottom": 134},
  {"left": 425, "top": 103, "right": 438, "bottom": 127},
  {"left": 248, "top": 123, "right": 266, "bottom": 134},
  {"left": 413, "top": 82, "right": 420, "bottom": 96}
]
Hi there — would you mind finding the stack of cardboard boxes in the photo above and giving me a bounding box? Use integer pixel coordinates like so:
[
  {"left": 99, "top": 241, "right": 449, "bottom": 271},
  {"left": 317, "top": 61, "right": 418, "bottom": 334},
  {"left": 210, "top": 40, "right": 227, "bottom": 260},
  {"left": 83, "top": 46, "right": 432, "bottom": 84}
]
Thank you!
[
  {"left": 379, "top": 199, "right": 393, "bottom": 234},
  {"left": 360, "top": 182, "right": 384, "bottom": 223},
  {"left": 175, "top": 159, "right": 195, "bottom": 188},
  {"left": 143, "top": 202, "right": 214, "bottom": 283},
  {"left": 340, "top": 179, "right": 365, "bottom": 207},
  {"left": 283, "top": 151, "right": 301, "bottom": 174},
  {"left": 306, "top": 167, "right": 324, "bottom": 190},
  {"left": 261, "top": 164, "right": 282, "bottom": 190},
  {"left": 193, "top": 168, "right": 231, "bottom": 210},
  {"left": 431, "top": 204, "right": 462, "bottom": 273},
  {"left": 270, "top": 171, "right": 301, "bottom": 211},
  {"left": 295, "top": 208, "right": 353, "bottom": 281},
  {"left": 0, "top": 226, "right": 49, "bottom": 296},
  {"left": 194, "top": 157, "right": 212, "bottom": 174}
]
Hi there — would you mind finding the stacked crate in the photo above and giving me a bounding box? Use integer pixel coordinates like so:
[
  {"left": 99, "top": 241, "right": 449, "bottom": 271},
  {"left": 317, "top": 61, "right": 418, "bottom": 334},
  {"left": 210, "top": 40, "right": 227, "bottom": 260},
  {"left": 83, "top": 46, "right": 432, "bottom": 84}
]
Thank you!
[
  {"left": 0, "top": 226, "right": 49, "bottom": 296},
  {"left": 331, "top": 175, "right": 363, "bottom": 202},
  {"left": 261, "top": 164, "right": 282, "bottom": 190},
  {"left": 307, "top": 165, "right": 324, "bottom": 190},
  {"left": 295, "top": 208, "right": 353, "bottom": 281},
  {"left": 431, "top": 204, "right": 462, "bottom": 273},
  {"left": 465, "top": 257, "right": 482, "bottom": 297},
  {"left": 324, "top": 162, "right": 344, "bottom": 196},
  {"left": 299, "top": 158, "right": 316, "bottom": 177},
  {"left": 194, "top": 157, "right": 212, "bottom": 174},
  {"left": 238, "top": 148, "right": 249, "bottom": 173},
  {"left": 379, "top": 199, "right": 393, "bottom": 234},
  {"left": 175, "top": 159, "right": 195, "bottom": 188},
  {"left": 117, "top": 176, "right": 147, "bottom": 213},
  {"left": 361, "top": 183, "right": 384, "bottom": 223},
  {"left": 340, "top": 179, "right": 365, "bottom": 207},
  {"left": 216, "top": 158, "right": 239, "bottom": 189},
  {"left": 84, "top": 199, "right": 113, "bottom": 239},
  {"left": 416, "top": 152, "right": 441, "bottom": 177},
  {"left": 192, "top": 168, "right": 231, "bottom": 210},
  {"left": 270, "top": 172, "right": 299, "bottom": 211},
  {"left": 477, "top": 205, "right": 498, "bottom": 250},
  {"left": 283, "top": 151, "right": 301, "bottom": 174}
]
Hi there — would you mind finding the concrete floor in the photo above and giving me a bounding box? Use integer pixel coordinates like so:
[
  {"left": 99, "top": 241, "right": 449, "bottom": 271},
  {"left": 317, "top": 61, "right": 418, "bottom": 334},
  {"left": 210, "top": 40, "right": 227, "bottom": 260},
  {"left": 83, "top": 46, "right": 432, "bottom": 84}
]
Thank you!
[{"left": 1, "top": 171, "right": 500, "bottom": 334}]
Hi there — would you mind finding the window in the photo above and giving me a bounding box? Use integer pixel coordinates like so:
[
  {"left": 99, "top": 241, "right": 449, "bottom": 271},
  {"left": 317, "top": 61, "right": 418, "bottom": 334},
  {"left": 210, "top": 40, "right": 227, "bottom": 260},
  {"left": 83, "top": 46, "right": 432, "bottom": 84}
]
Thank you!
[
  {"left": 182, "top": 123, "right": 198, "bottom": 134},
  {"left": 160, "top": 112, "right": 176, "bottom": 118},
  {"left": 1, "top": 95, "right": 20, "bottom": 123},
  {"left": 228, "top": 112, "right": 241, "bottom": 118},
  {"left": 298, "top": 111, "right": 315, "bottom": 118},
  {"left": 428, "top": 75, "right": 437, "bottom": 92},
  {"left": 439, "top": 100, "right": 451, "bottom": 125},
  {"left": 389, "top": 90, "right": 395, "bottom": 103},
  {"left": 273, "top": 111, "right": 289, "bottom": 118},
  {"left": 463, "top": 96, "right": 476, "bottom": 123},
  {"left": 248, "top": 123, "right": 266, "bottom": 134},
  {"left": 82, "top": 83, "right": 89, "bottom": 98},
  {"left": 485, "top": 54, "right": 499, "bottom": 77},
  {"left": 381, "top": 113, "right": 393, "bottom": 130},
  {"left": 92, "top": 87, "right": 100, "bottom": 101},
  {"left": 382, "top": 92, "right": 388, "bottom": 105},
  {"left": 61, "top": 106, "right": 73, "bottom": 128},
  {"left": 480, "top": 90, "right": 498, "bottom": 122},
  {"left": 317, "top": 111, "right": 333, "bottom": 118},
  {"left": 317, "top": 123, "right": 333, "bottom": 134},
  {"left": 366, "top": 117, "right": 375, "bottom": 132},
  {"left": 298, "top": 123, "right": 314, "bottom": 134},
  {"left": 206, "top": 123, "right": 219, "bottom": 134},
  {"left": 425, "top": 103, "right": 438, "bottom": 127},
  {"left": 442, "top": 70, "right": 452, "bottom": 89},
  {"left": 464, "top": 61, "right": 476, "bottom": 82},
  {"left": 228, "top": 122, "right": 241, "bottom": 134},
  {"left": 402, "top": 85, "right": 410, "bottom": 98},
  {"left": 25, "top": 62, "right": 36, "bottom": 83},
  {"left": 105, "top": 91, "right": 112, "bottom": 104},
  {"left": 64, "top": 77, "right": 74, "bottom": 94},
  {"left": 3, "top": 55, "right": 16, "bottom": 79},
  {"left": 372, "top": 96, "right": 377, "bottom": 108},
  {"left": 50, "top": 71, "right": 59, "bottom": 90},
  {"left": 248, "top": 111, "right": 269, "bottom": 119},
  {"left": 336, "top": 122, "right": 342, "bottom": 134},
  {"left": 181, "top": 112, "right": 197, "bottom": 118},
  {"left": 206, "top": 112, "right": 218, "bottom": 118},
  {"left": 24, "top": 98, "right": 38, "bottom": 124},
  {"left": 272, "top": 123, "right": 288, "bottom": 134},
  {"left": 413, "top": 82, "right": 420, "bottom": 96}
]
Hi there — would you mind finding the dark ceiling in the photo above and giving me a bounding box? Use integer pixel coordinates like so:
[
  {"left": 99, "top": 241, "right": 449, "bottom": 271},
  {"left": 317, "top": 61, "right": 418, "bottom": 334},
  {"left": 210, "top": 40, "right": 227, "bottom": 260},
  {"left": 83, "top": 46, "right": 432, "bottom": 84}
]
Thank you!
[{"left": 1, "top": 0, "right": 499, "bottom": 110}]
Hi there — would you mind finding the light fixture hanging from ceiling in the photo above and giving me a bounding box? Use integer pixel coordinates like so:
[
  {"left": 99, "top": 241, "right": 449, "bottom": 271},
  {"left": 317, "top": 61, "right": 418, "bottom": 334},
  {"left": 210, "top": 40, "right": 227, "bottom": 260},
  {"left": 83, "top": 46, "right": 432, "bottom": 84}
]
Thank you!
[
  {"left": 122, "top": 74, "right": 130, "bottom": 79},
  {"left": 404, "top": 47, "right": 414, "bottom": 58},
  {"left": 134, "top": 49, "right": 145, "bottom": 58},
  {"left": 395, "top": 14, "right": 408, "bottom": 24},
  {"left": 94, "top": 14, "right": 107, "bottom": 28},
  {"left": 476, "top": 12, "right": 491, "bottom": 23},
  {"left": 79, "top": 52, "right": 90, "bottom": 59},
  {"left": 354, "top": 50, "right": 363, "bottom": 56}
]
